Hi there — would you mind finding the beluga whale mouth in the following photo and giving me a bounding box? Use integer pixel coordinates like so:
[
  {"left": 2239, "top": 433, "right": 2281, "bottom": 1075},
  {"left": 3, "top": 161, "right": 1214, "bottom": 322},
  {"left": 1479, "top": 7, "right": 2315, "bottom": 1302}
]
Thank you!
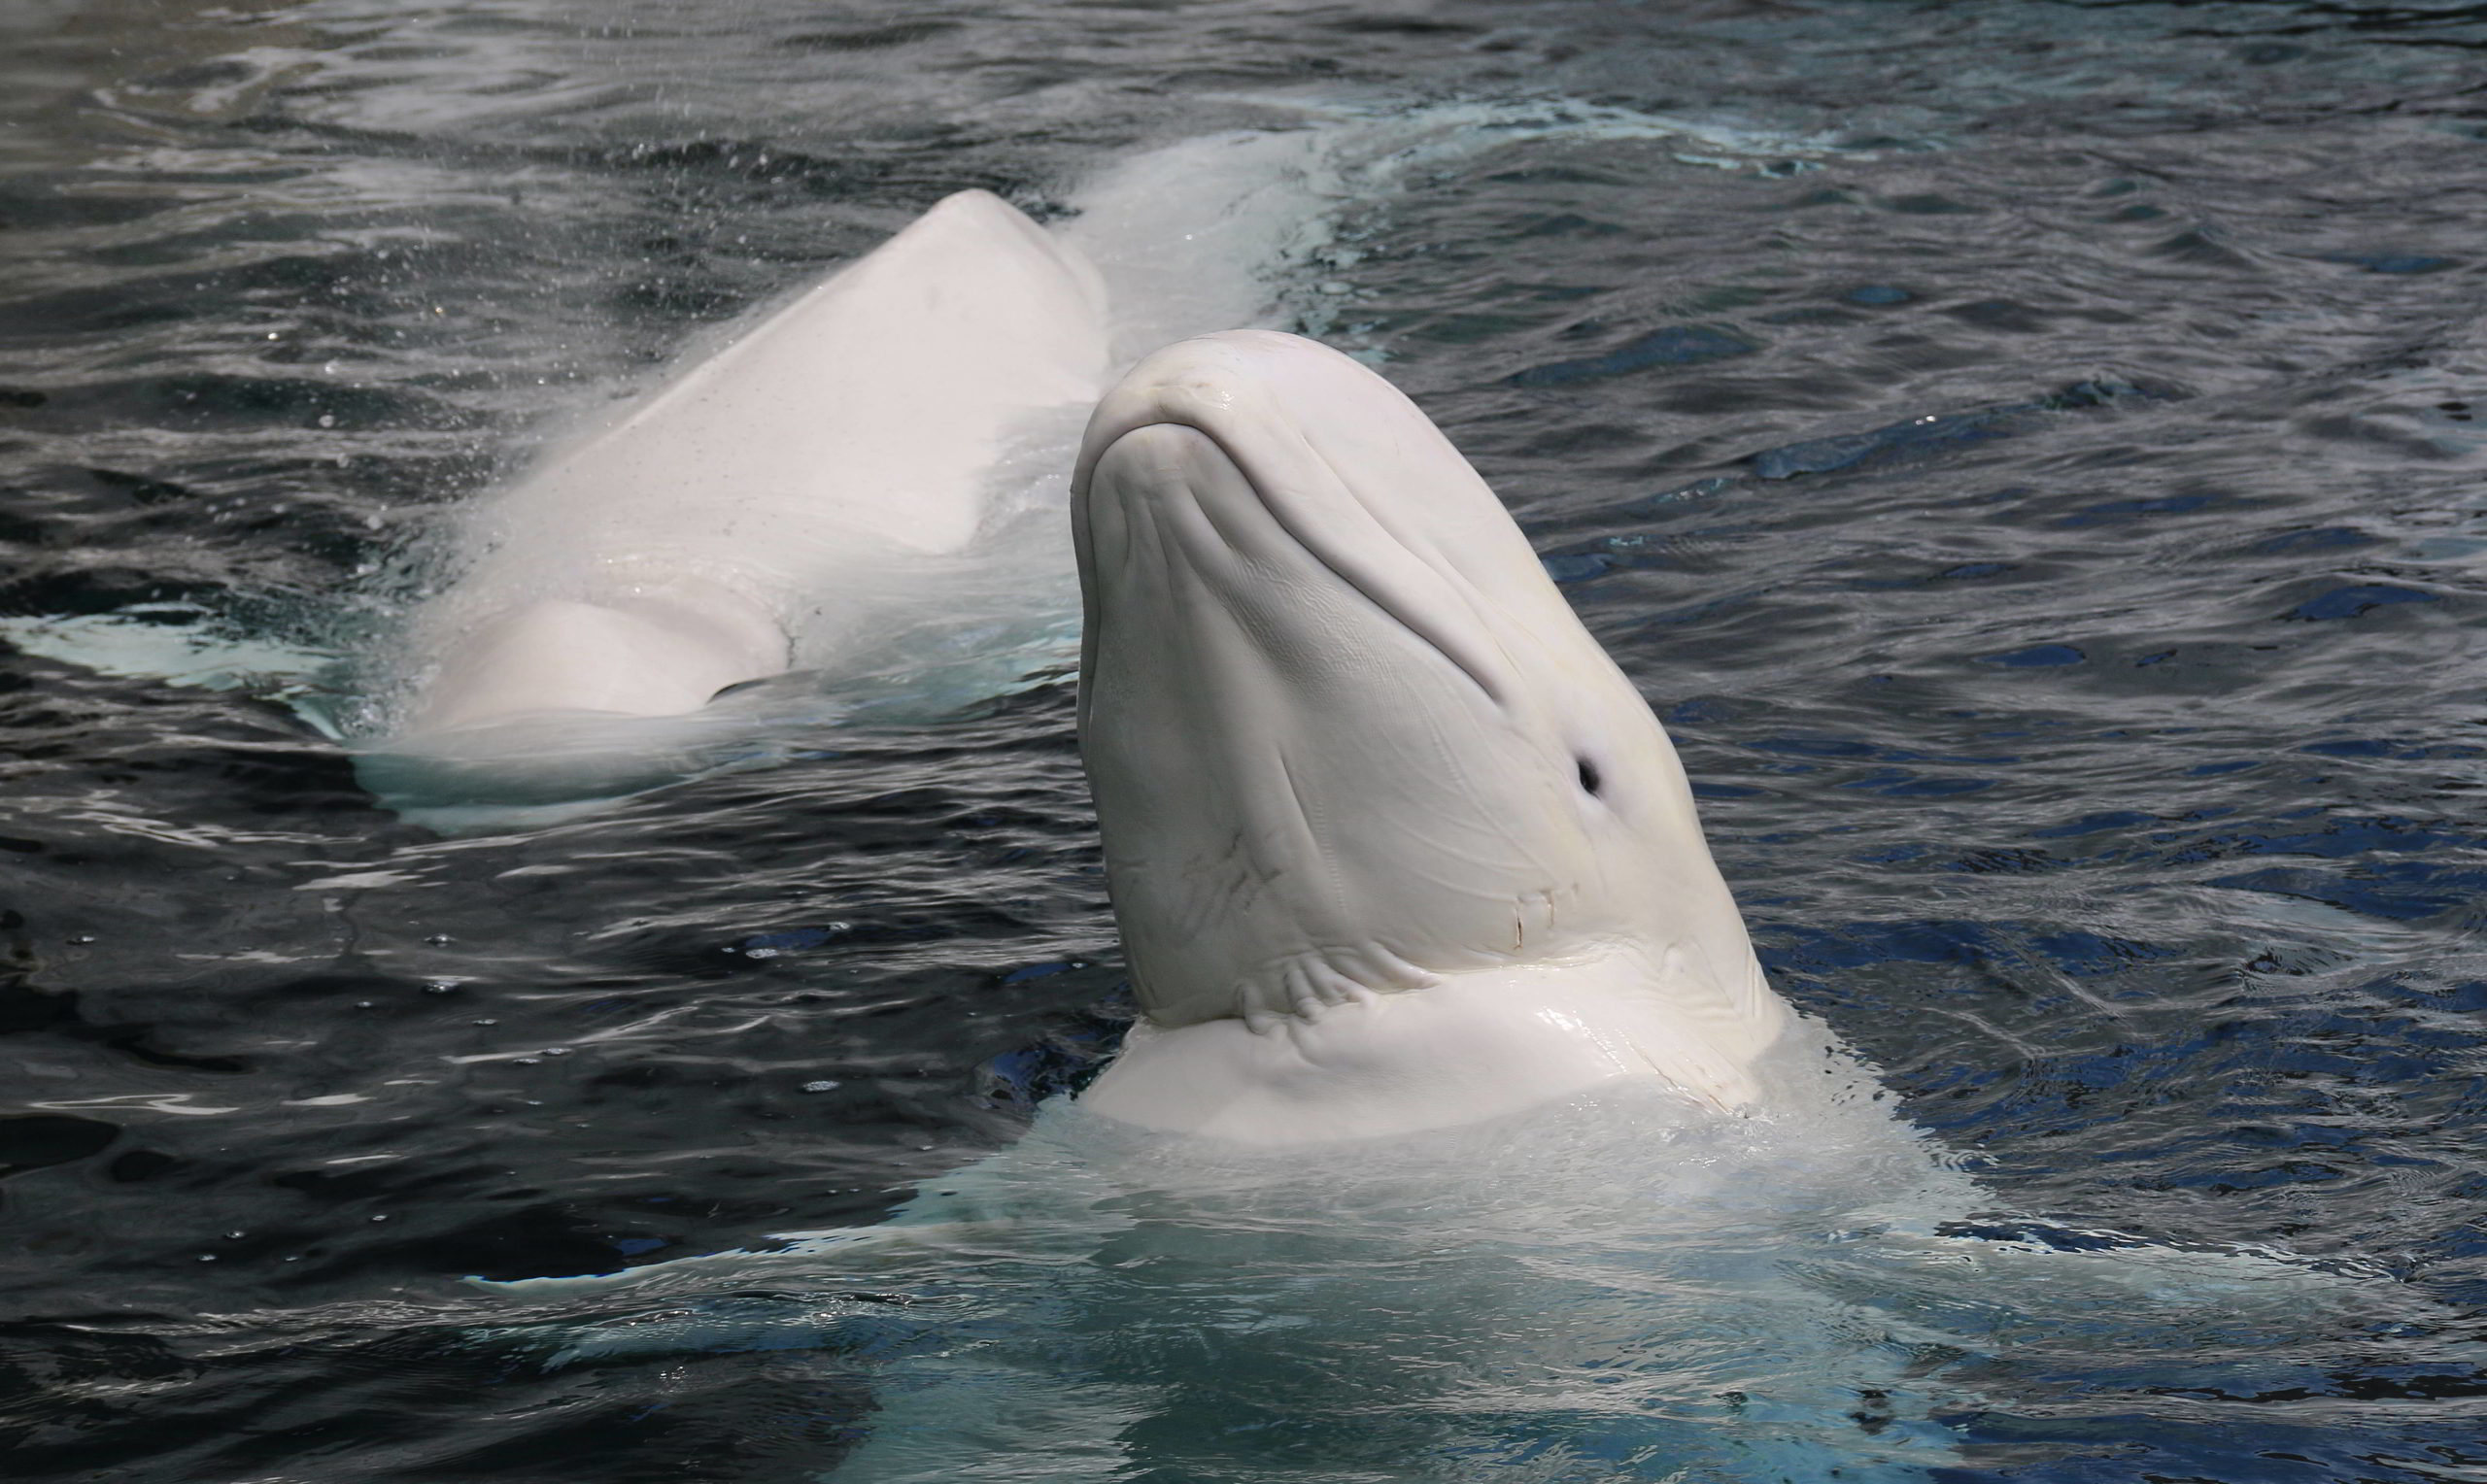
[{"left": 1071, "top": 330, "right": 1793, "bottom": 1142}]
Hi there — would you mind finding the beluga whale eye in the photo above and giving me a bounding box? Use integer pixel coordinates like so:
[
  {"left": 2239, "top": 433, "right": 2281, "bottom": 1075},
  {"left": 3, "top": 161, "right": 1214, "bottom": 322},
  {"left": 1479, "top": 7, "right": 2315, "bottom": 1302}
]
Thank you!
[{"left": 1575, "top": 756, "right": 1604, "bottom": 797}]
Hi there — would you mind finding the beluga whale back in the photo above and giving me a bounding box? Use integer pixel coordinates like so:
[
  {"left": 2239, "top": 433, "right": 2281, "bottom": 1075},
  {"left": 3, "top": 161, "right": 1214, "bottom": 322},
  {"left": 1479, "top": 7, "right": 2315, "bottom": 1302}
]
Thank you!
[
  {"left": 1072, "top": 330, "right": 1792, "bottom": 1142},
  {"left": 369, "top": 189, "right": 1108, "bottom": 808}
]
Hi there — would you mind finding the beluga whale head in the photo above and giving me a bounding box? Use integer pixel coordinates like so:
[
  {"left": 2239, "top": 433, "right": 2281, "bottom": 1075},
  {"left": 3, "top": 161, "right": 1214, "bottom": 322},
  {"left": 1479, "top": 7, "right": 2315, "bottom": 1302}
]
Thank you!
[{"left": 1071, "top": 330, "right": 1794, "bottom": 1143}]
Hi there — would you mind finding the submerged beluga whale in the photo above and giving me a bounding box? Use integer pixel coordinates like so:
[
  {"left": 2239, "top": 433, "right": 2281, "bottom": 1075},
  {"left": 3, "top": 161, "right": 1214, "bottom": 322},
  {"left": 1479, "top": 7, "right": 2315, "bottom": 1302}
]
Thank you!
[
  {"left": 1073, "top": 330, "right": 1792, "bottom": 1141},
  {"left": 365, "top": 188, "right": 1109, "bottom": 808}
]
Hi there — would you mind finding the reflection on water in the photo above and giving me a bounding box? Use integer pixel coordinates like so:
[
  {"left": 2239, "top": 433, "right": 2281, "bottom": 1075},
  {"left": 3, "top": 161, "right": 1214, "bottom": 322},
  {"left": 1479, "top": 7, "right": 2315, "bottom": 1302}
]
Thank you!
[{"left": 4, "top": 1, "right": 2487, "bottom": 1480}]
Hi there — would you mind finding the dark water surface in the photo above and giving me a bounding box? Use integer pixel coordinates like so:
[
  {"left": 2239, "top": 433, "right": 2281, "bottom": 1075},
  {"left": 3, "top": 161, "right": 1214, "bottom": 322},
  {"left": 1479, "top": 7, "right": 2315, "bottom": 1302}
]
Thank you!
[{"left": 5, "top": 0, "right": 2487, "bottom": 1479}]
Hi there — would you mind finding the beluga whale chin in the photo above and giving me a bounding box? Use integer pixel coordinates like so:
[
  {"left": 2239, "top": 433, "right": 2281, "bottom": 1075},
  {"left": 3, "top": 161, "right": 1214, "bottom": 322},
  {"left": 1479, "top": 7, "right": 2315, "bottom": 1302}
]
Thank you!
[{"left": 1071, "top": 329, "right": 1794, "bottom": 1142}]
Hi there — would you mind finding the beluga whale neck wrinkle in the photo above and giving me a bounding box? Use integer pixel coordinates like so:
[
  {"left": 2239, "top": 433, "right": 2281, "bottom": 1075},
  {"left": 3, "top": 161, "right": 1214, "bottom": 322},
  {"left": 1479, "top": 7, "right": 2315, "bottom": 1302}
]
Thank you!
[{"left": 1069, "top": 330, "right": 1791, "bottom": 1143}]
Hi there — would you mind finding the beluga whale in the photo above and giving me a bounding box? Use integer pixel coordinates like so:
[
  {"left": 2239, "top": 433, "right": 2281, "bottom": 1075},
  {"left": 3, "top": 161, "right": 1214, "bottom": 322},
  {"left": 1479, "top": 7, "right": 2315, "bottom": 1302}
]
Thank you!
[
  {"left": 362, "top": 188, "right": 1109, "bottom": 814},
  {"left": 1072, "top": 329, "right": 1794, "bottom": 1141}
]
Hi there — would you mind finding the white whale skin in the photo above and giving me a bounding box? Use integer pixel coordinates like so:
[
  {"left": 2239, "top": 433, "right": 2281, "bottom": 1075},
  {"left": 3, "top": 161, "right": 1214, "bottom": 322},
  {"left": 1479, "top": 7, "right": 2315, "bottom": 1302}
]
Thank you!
[{"left": 376, "top": 188, "right": 1110, "bottom": 793}]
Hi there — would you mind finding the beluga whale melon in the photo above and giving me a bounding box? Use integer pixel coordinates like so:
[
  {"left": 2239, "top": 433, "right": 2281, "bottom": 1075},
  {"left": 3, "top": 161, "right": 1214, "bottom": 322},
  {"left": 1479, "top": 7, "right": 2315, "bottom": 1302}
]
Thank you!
[{"left": 362, "top": 188, "right": 1110, "bottom": 814}]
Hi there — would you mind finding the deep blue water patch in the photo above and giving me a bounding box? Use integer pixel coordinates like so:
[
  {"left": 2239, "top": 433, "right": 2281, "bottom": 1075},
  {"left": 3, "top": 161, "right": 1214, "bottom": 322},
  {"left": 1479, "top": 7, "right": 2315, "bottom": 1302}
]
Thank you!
[
  {"left": 2253, "top": 525, "right": 2377, "bottom": 556},
  {"left": 1755, "top": 734, "right": 1876, "bottom": 758},
  {"left": 2148, "top": 812, "right": 2470, "bottom": 869},
  {"left": 1747, "top": 378, "right": 2165, "bottom": 482},
  {"left": 2300, "top": 737, "right": 2485, "bottom": 760},
  {"left": 1758, "top": 918, "right": 2014, "bottom": 974},
  {"left": 2213, "top": 861, "right": 2486, "bottom": 922},
  {"left": 1506, "top": 325, "right": 1756, "bottom": 386},
  {"left": 1936, "top": 846, "right": 2060, "bottom": 873},
  {"left": 979, "top": 1006, "right": 1128, "bottom": 1107},
  {"left": 2187, "top": 759, "right": 2261, "bottom": 777},
  {"left": 2032, "top": 811, "right": 2157, "bottom": 839},
  {"left": 999, "top": 960, "right": 1075, "bottom": 985},
  {"left": 2285, "top": 585, "right": 2436, "bottom": 622},
  {"left": 2322, "top": 253, "right": 2456, "bottom": 275},
  {"left": 1981, "top": 644, "right": 2084, "bottom": 667}
]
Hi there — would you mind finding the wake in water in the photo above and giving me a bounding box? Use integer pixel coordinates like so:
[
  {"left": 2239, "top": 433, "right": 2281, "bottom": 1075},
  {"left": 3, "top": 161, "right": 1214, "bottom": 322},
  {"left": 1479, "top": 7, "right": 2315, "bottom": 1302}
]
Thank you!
[{"left": 467, "top": 1026, "right": 2390, "bottom": 1483}]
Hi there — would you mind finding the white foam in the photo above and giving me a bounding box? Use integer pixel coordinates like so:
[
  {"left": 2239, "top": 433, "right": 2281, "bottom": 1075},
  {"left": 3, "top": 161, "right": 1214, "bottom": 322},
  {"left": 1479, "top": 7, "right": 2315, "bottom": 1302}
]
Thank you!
[
  {"left": 0, "top": 603, "right": 348, "bottom": 724},
  {"left": 462, "top": 1025, "right": 2393, "bottom": 1482}
]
